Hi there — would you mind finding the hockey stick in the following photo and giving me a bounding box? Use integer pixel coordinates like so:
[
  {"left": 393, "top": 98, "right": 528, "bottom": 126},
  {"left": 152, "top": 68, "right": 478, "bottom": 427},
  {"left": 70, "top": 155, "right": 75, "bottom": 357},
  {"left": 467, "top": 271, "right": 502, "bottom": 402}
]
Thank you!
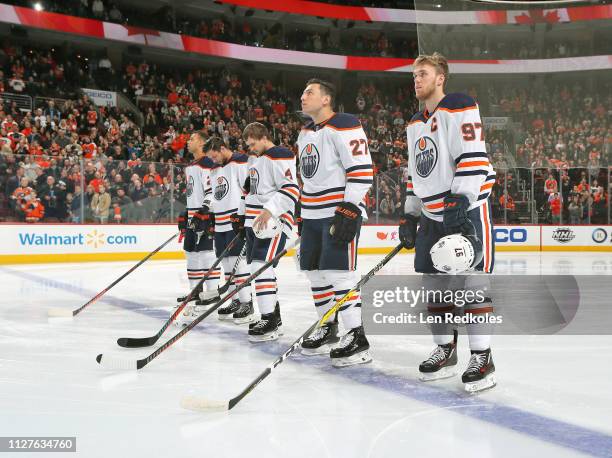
[
  {"left": 180, "top": 243, "right": 404, "bottom": 412},
  {"left": 217, "top": 243, "right": 247, "bottom": 295},
  {"left": 47, "top": 233, "right": 179, "bottom": 318},
  {"left": 116, "top": 234, "right": 244, "bottom": 348},
  {"left": 97, "top": 238, "right": 300, "bottom": 369}
]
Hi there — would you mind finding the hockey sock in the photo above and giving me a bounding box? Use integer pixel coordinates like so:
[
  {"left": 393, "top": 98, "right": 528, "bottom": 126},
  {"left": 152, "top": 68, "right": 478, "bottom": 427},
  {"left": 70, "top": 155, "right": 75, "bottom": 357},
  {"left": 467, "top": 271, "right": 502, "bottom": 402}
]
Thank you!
[
  {"left": 305, "top": 270, "right": 334, "bottom": 320},
  {"left": 251, "top": 262, "right": 277, "bottom": 315},
  {"left": 327, "top": 270, "right": 362, "bottom": 330},
  {"left": 423, "top": 274, "right": 454, "bottom": 346},
  {"left": 226, "top": 256, "right": 251, "bottom": 303},
  {"left": 464, "top": 275, "right": 493, "bottom": 351},
  {"left": 199, "top": 250, "right": 220, "bottom": 292},
  {"left": 186, "top": 251, "right": 204, "bottom": 290}
]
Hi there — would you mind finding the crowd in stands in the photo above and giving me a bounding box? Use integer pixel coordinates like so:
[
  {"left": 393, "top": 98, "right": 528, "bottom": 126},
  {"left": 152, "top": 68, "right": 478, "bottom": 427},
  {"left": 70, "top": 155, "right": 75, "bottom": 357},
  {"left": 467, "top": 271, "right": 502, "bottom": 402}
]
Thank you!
[
  {"left": 3, "top": 0, "right": 602, "bottom": 59},
  {"left": 1, "top": 37, "right": 610, "bottom": 225}
]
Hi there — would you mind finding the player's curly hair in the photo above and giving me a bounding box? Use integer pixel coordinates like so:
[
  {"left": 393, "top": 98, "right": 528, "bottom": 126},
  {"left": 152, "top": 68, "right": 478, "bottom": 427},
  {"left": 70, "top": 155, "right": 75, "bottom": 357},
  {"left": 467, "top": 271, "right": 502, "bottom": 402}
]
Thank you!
[{"left": 414, "top": 52, "right": 449, "bottom": 89}]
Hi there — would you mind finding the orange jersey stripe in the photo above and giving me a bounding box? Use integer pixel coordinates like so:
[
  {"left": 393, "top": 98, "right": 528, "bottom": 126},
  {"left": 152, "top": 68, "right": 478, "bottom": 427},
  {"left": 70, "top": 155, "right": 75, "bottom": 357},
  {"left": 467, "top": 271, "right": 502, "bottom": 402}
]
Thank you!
[
  {"left": 347, "top": 171, "right": 373, "bottom": 177},
  {"left": 437, "top": 105, "right": 477, "bottom": 114},
  {"left": 425, "top": 202, "right": 445, "bottom": 210},
  {"left": 301, "top": 193, "right": 344, "bottom": 203},
  {"left": 457, "top": 160, "right": 490, "bottom": 169},
  {"left": 480, "top": 182, "right": 494, "bottom": 191}
]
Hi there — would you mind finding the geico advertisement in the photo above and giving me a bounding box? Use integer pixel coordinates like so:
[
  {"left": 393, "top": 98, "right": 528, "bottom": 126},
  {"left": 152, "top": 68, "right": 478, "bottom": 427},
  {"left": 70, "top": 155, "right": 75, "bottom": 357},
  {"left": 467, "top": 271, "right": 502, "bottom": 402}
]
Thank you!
[
  {"left": 542, "top": 226, "right": 612, "bottom": 247},
  {"left": 0, "top": 225, "right": 180, "bottom": 254},
  {"left": 493, "top": 226, "right": 539, "bottom": 246}
]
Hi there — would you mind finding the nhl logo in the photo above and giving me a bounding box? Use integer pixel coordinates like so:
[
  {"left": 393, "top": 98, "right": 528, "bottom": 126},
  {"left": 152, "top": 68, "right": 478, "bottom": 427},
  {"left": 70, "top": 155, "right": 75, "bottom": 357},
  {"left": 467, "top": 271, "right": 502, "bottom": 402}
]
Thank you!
[
  {"left": 186, "top": 175, "right": 194, "bottom": 197},
  {"left": 552, "top": 227, "right": 575, "bottom": 243},
  {"left": 300, "top": 143, "right": 320, "bottom": 179},
  {"left": 214, "top": 176, "right": 229, "bottom": 200},
  {"left": 414, "top": 136, "right": 438, "bottom": 178},
  {"left": 249, "top": 168, "right": 259, "bottom": 195}
]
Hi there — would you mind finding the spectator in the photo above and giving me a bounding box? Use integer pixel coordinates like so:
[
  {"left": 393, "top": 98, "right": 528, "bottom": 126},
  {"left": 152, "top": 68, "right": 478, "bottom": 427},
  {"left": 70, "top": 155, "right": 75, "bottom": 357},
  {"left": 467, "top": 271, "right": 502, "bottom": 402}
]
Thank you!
[{"left": 91, "top": 184, "right": 111, "bottom": 223}]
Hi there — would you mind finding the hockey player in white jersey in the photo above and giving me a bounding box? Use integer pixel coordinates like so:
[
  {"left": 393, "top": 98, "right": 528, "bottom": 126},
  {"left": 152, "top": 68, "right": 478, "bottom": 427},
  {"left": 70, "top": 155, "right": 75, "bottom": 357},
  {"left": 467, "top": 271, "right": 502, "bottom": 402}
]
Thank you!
[
  {"left": 297, "top": 78, "right": 374, "bottom": 367},
  {"left": 176, "top": 131, "right": 221, "bottom": 323},
  {"left": 241, "top": 122, "right": 299, "bottom": 342},
  {"left": 398, "top": 53, "right": 496, "bottom": 392},
  {"left": 203, "top": 136, "right": 254, "bottom": 324}
]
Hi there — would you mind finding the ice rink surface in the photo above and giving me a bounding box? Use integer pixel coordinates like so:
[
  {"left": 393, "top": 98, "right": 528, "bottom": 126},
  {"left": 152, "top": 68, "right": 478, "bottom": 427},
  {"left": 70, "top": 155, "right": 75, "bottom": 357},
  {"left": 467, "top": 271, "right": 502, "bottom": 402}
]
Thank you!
[{"left": 1, "top": 252, "right": 612, "bottom": 458}]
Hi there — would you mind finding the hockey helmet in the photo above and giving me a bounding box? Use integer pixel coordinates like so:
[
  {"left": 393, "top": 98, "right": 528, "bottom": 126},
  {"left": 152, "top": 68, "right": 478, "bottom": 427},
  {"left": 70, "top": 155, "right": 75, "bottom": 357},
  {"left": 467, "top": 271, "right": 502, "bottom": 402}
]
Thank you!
[
  {"left": 254, "top": 215, "right": 283, "bottom": 240},
  {"left": 430, "top": 233, "right": 484, "bottom": 274}
]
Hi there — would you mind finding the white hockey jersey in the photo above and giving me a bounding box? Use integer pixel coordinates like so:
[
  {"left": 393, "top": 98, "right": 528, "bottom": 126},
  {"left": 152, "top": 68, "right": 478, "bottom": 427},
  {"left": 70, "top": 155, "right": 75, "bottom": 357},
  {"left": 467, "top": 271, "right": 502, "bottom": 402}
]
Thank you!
[
  {"left": 209, "top": 152, "right": 249, "bottom": 232},
  {"left": 184, "top": 156, "right": 214, "bottom": 219},
  {"left": 243, "top": 146, "right": 299, "bottom": 235},
  {"left": 404, "top": 93, "right": 496, "bottom": 221},
  {"left": 297, "top": 113, "right": 373, "bottom": 220}
]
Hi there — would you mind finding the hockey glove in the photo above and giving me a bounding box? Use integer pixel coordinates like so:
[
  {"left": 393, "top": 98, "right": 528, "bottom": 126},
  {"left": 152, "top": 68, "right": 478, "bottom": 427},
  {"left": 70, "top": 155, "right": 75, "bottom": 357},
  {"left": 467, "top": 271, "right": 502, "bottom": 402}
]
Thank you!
[
  {"left": 177, "top": 210, "right": 188, "bottom": 232},
  {"left": 398, "top": 214, "right": 419, "bottom": 249},
  {"left": 189, "top": 206, "right": 214, "bottom": 237},
  {"left": 230, "top": 213, "right": 246, "bottom": 239},
  {"left": 243, "top": 176, "right": 251, "bottom": 195},
  {"left": 443, "top": 194, "right": 475, "bottom": 235},
  {"left": 330, "top": 202, "right": 362, "bottom": 244}
]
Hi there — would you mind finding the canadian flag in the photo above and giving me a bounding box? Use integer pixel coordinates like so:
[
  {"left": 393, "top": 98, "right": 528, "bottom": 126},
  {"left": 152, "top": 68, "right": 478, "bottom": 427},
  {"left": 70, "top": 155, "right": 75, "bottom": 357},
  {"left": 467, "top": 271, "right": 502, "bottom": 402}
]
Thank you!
[{"left": 102, "top": 23, "right": 185, "bottom": 50}]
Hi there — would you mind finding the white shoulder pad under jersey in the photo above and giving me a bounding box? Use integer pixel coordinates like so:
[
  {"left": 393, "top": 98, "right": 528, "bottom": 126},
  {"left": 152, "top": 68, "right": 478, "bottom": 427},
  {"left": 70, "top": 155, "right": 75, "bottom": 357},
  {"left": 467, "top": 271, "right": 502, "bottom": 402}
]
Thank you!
[
  {"left": 297, "top": 112, "right": 373, "bottom": 220},
  {"left": 210, "top": 152, "right": 248, "bottom": 232},
  {"left": 245, "top": 146, "right": 299, "bottom": 235},
  {"left": 185, "top": 156, "right": 214, "bottom": 218},
  {"left": 404, "top": 93, "right": 496, "bottom": 221}
]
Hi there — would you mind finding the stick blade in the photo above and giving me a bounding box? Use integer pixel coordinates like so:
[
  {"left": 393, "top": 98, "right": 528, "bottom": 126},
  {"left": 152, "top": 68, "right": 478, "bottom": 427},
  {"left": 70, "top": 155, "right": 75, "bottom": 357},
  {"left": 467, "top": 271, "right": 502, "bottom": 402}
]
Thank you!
[
  {"left": 96, "top": 353, "right": 138, "bottom": 371},
  {"left": 47, "top": 308, "right": 75, "bottom": 318},
  {"left": 180, "top": 396, "right": 229, "bottom": 412},
  {"left": 116, "top": 336, "right": 156, "bottom": 348}
]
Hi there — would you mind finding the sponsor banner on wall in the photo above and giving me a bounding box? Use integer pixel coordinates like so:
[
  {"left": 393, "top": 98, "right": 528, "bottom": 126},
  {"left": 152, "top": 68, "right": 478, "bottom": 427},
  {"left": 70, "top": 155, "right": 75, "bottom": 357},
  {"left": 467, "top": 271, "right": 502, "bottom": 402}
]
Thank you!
[
  {"left": 0, "top": 224, "right": 180, "bottom": 257},
  {"left": 82, "top": 88, "right": 117, "bottom": 107},
  {"left": 492, "top": 225, "right": 539, "bottom": 248},
  {"left": 542, "top": 226, "right": 612, "bottom": 249}
]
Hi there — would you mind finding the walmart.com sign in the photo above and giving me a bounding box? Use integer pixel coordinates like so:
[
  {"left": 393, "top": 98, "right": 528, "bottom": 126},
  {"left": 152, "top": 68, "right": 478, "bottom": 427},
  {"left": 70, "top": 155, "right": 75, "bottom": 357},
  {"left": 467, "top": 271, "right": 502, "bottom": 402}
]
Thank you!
[{"left": 18, "top": 229, "right": 137, "bottom": 249}]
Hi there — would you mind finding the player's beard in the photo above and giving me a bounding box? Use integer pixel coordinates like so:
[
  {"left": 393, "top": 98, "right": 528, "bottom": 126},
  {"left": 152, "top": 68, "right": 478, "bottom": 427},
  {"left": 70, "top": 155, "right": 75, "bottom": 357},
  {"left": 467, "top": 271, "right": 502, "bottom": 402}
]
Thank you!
[{"left": 415, "top": 82, "right": 436, "bottom": 102}]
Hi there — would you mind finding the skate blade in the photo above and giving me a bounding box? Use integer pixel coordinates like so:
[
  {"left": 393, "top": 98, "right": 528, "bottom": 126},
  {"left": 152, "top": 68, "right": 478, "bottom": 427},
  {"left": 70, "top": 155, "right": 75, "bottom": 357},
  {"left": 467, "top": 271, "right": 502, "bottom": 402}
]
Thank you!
[
  {"left": 332, "top": 350, "right": 373, "bottom": 368},
  {"left": 464, "top": 374, "right": 496, "bottom": 393},
  {"left": 217, "top": 314, "right": 236, "bottom": 321},
  {"left": 419, "top": 366, "right": 458, "bottom": 382},
  {"left": 301, "top": 344, "right": 333, "bottom": 356},
  {"left": 248, "top": 331, "right": 280, "bottom": 343},
  {"left": 233, "top": 314, "right": 256, "bottom": 325}
]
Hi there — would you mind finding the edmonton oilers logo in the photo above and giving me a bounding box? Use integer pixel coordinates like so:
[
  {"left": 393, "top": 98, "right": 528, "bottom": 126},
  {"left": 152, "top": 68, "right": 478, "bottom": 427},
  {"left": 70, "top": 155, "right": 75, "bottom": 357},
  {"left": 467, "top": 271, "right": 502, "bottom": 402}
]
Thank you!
[
  {"left": 249, "top": 168, "right": 259, "bottom": 195},
  {"left": 300, "top": 143, "right": 320, "bottom": 179},
  {"left": 414, "top": 136, "right": 438, "bottom": 178},
  {"left": 214, "top": 176, "right": 229, "bottom": 200},
  {"left": 186, "top": 175, "right": 194, "bottom": 197}
]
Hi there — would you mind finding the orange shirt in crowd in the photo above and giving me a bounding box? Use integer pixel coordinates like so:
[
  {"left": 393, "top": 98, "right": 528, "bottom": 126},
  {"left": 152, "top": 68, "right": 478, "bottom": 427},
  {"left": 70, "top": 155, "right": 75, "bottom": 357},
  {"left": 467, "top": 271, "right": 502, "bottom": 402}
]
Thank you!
[
  {"left": 82, "top": 142, "right": 97, "bottom": 159},
  {"left": 499, "top": 195, "right": 515, "bottom": 211},
  {"left": 23, "top": 199, "right": 45, "bottom": 222}
]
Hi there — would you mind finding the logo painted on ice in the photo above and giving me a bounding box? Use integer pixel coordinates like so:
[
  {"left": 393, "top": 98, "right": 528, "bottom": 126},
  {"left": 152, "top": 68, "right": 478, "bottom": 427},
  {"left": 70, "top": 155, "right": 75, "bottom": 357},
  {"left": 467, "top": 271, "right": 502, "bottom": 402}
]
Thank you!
[
  {"left": 214, "top": 176, "right": 229, "bottom": 200},
  {"left": 414, "top": 136, "right": 438, "bottom": 178},
  {"left": 552, "top": 227, "right": 575, "bottom": 243},
  {"left": 249, "top": 168, "right": 259, "bottom": 195},
  {"left": 299, "top": 143, "right": 320, "bottom": 179},
  {"left": 186, "top": 175, "right": 194, "bottom": 197}
]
